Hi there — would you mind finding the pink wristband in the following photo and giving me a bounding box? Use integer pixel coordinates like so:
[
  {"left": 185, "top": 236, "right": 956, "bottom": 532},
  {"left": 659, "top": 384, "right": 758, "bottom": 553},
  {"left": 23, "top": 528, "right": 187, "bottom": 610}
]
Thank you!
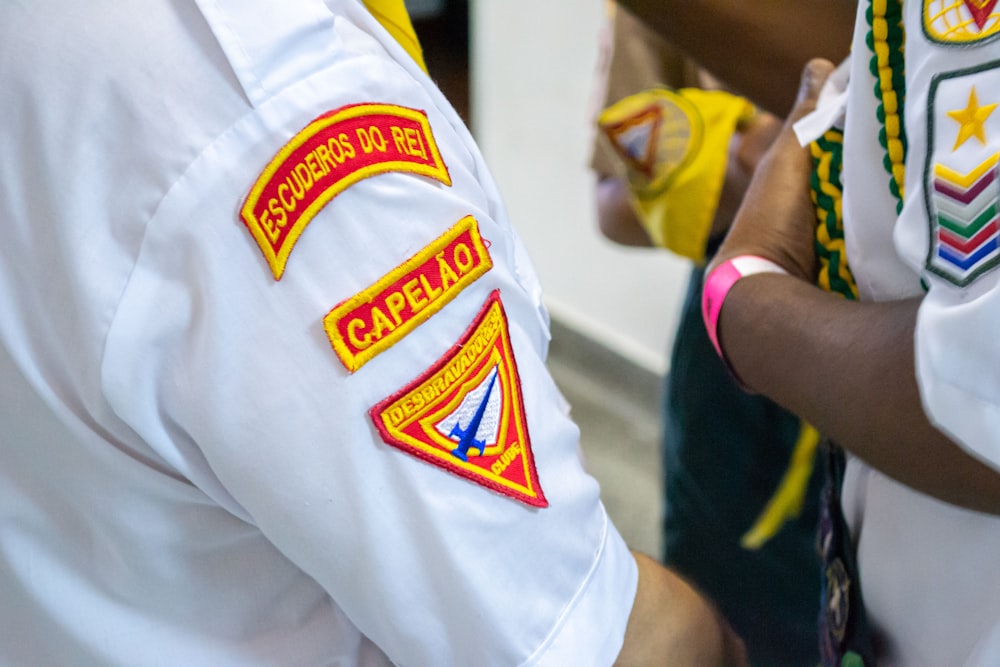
[{"left": 701, "top": 255, "right": 788, "bottom": 381}]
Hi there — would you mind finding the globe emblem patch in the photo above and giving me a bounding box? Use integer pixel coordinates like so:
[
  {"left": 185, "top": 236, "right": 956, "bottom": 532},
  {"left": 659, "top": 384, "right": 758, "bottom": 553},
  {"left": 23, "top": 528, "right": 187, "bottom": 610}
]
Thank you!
[{"left": 925, "top": 0, "right": 1000, "bottom": 45}]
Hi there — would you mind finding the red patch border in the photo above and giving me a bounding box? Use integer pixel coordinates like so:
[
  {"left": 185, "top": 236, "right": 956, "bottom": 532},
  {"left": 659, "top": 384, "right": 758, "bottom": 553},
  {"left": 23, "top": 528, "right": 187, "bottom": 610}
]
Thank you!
[{"left": 369, "top": 290, "right": 547, "bottom": 507}]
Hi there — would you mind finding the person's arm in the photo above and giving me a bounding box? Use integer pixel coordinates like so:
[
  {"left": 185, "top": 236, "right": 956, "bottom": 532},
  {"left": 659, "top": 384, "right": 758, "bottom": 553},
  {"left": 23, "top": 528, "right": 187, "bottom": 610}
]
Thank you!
[
  {"left": 616, "top": 552, "right": 747, "bottom": 666},
  {"left": 613, "top": 0, "right": 856, "bottom": 115},
  {"left": 596, "top": 177, "right": 656, "bottom": 247},
  {"left": 708, "top": 60, "right": 1000, "bottom": 514},
  {"left": 721, "top": 279, "right": 1000, "bottom": 513}
]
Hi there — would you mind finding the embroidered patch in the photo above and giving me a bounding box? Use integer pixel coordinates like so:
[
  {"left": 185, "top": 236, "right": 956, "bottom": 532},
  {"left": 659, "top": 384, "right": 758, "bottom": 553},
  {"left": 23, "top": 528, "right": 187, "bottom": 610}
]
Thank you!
[
  {"left": 925, "top": 66, "right": 1000, "bottom": 286},
  {"left": 598, "top": 89, "right": 701, "bottom": 189},
  {"left": 604, "top": 104, "right": 664, "bottom": 179},
  {"left": 324, "top": 215, "right": 492, "bottom": 372},
  {"left": 241, "top": 103, "right": 451, "bottom": 280},
  {"left": 370, "top": 291, "right": 547, "bottom": 507},
  {"left": 824, "top": 559, "right": 851, "bottom": 644},
  {"left": 924, "top": 0, "right": 1000, "bottom": 45}
]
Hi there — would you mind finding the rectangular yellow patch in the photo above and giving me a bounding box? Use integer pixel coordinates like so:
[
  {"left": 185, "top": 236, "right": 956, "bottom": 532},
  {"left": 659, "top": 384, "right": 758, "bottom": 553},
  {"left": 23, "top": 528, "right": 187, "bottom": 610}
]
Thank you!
[
  {"left": 241, "top": 103, "right": 452, "bottom": 280},
  {"left": 324, "top": 215, "right": 492, "bottom": 372}
]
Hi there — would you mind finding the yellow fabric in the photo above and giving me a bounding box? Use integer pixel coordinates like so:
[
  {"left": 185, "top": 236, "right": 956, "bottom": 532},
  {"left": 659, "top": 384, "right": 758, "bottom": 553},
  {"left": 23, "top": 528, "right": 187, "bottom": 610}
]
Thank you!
[
  {"left": 362, "top": 0, "right": 428, "bottom": 73},
  {"left": 740, "top": 422, "right": 820, "bottom": 550},
  {"left": 597, "top": 88, "right": 755, "bottom": 262}
]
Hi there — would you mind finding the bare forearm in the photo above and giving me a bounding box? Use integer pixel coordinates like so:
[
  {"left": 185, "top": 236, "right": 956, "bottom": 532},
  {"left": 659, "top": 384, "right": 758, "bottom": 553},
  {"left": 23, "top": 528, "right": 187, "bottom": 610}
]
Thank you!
[
  {"left": 616, "top": 552, "right": 746, "bottom": 666},
  {"left": 614, "top": 0, "right": 855, "bottom": 114},
  {"left": 719, "top": 275, "right": 1000, "bottom": 513}
]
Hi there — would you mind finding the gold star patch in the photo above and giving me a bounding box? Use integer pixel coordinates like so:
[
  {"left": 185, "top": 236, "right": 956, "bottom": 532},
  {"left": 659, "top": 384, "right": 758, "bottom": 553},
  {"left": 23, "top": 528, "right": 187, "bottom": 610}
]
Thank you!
[{"left": 947, "top": 86, "right": 998, "bottom": 150}]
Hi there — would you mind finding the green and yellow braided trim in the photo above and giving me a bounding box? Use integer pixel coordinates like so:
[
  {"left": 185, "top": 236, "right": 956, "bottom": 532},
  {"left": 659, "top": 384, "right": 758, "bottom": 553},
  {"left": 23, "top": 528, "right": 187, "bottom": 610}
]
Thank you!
[
  {"left": 866, "top": 0, "right": 907, "bottom": 212},
  {"left": 811, "top": 128, "right": 858, "bottom": 301}
]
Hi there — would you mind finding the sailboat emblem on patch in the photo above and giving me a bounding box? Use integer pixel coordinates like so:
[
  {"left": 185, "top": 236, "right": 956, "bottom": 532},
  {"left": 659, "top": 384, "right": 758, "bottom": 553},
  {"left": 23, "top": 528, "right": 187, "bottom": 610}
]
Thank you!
[{"left": 370, "top": 290, "right": 547, "bottom": 507}]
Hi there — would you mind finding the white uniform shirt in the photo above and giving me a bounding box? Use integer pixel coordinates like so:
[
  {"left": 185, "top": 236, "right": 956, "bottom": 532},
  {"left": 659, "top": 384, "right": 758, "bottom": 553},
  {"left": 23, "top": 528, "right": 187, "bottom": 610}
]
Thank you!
[
  {"left": 835, "top": 1, "right": 1000, "bottom": 663},
  {"left": 0, "top": 1, "right": 637, "bottom": 665}
]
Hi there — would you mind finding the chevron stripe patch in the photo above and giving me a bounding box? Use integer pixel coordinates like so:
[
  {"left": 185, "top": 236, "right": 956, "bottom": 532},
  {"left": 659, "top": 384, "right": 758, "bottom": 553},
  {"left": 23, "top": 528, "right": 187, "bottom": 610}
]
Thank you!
[
  {"left": 931, "top": 154, "right": 1000, "bottom": 278},
  {"left": 926, "top": 66, "right": 1000, "bottom": 286}
]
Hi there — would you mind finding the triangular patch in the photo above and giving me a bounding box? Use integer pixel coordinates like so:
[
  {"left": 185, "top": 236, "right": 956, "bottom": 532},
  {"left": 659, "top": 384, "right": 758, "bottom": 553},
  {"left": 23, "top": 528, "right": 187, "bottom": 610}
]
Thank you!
[
  {"left": 597, "top": 88, "right": 701, "bottom": 191},
  {"left": 604, "top": 105, "right": 663, "bottom": 178},
  {"left": 370, "top": 290, "right": 547, "bottom": 507}
]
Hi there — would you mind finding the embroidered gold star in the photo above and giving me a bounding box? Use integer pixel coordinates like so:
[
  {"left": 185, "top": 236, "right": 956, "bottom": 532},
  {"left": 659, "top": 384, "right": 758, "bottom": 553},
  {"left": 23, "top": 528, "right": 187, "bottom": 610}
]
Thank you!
[{"left": 948, "top": 86, "right": 998, "bottom": 150}]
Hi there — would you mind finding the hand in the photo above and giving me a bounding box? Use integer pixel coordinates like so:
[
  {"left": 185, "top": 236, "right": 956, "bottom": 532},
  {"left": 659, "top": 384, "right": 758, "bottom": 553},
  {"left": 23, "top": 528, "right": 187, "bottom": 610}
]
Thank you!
[
  {"left": 710, "top": 110, "right": 783, "bottom": 239},
  {"left": 709, "top": 59, "right": 837, "bottom": 281}
]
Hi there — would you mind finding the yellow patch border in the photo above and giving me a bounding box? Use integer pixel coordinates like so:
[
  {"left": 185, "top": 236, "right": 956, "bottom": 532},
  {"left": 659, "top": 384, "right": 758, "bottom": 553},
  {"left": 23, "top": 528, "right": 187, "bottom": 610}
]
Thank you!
[
  {"left": 241, "top": 103, "right": 452, "bottom": 280},
  {"left": 369, "top": 291, "right": 547, "bottom": 507},
  {"left": 324, "top": 215, "right": 492, "bottom": 372}
]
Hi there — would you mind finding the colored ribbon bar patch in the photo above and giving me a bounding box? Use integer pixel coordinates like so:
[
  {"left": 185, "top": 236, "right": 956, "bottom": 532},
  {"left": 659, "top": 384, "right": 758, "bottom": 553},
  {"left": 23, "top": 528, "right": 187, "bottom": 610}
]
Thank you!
[
  {"left": 370, "top": 291, "right": 547, "bottom": 507},
  {"left": 241, "top": 103, "right": 452, "bottom": 280},
  {"left": 930, "top": 154, "right": 1000, "bottom": 283},
  {"left": 324, "top": 215, "right": 492, "bottom": 372},
  {"left": 926, "top": 70, "right": 1000, "bottom": 286}
]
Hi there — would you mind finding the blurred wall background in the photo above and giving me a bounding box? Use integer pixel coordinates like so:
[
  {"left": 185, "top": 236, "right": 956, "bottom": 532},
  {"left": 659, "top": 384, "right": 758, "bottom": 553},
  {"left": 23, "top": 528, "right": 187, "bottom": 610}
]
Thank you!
[
  {"left": 413, "top": 0, "right": 692, "bottom": 376},
  {"left": 470, "top": 0, "right": 691, "bottom": 374}
]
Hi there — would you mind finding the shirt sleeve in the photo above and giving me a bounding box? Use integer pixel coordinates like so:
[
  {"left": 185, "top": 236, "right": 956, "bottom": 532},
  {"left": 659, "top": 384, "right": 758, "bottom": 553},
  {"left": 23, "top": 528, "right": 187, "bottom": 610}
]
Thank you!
[
  {"left": 894, "top": 6, "right": 1000, "bottom": 471},
  {"left": 100, "top": 25, "right": 637, "bottom": 667}
]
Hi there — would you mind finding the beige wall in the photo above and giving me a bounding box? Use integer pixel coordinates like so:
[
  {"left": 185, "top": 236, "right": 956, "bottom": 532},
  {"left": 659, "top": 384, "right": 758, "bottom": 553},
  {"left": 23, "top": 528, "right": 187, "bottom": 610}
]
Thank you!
[{"left": 469, "top": 0, "right": 691, "bottom": 374}]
